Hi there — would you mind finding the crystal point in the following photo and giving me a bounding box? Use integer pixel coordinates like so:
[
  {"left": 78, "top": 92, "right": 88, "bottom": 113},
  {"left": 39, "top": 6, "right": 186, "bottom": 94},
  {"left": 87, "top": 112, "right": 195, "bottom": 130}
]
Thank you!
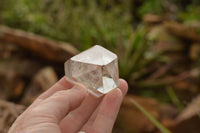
[{"left": 64, "top": 45, "right": 119, "bottom": 97}]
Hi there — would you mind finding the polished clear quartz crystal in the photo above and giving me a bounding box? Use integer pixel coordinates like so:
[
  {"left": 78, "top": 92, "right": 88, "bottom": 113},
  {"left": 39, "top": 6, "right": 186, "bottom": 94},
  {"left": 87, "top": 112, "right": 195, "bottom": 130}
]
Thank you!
[{"left": 65, "top": 45, "right": 119, "bottom": 97}]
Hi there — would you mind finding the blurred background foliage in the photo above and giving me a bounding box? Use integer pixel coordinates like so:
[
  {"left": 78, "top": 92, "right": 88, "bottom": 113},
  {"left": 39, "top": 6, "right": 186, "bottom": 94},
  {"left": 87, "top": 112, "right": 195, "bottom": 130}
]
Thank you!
[
  {"left": 2, "top": 0, "right": 200, "bottom": 132},
  {"left": 1, "top": 0, "right": 200, "bottom": 103},
  {"left": 0, "top": 0, "right": 132, "bottom": 50}
]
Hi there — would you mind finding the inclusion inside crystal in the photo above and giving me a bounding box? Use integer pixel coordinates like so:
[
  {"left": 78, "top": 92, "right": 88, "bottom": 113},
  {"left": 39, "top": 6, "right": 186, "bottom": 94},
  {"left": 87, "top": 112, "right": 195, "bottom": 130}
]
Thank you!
[{"left": 65, "top": 45, "right": 119, "bottom": 97}]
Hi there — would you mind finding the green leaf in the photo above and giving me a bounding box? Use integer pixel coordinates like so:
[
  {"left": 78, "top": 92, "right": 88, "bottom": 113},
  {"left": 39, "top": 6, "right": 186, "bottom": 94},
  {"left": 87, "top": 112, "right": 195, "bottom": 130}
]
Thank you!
[{"left": 129, "top": 98, "right": 172, "bottom": 133}]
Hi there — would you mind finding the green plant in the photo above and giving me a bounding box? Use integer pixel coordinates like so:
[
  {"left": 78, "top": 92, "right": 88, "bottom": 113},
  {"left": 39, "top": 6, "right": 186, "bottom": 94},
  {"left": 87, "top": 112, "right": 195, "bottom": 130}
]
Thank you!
[
  {"left": 138, "top": 0, "right": 164, "bottom": 18},
  {"left": 118, "top": 25, "right": 163, "bottom": 84},
  {"left": 0, "top": 0, "right": 175, "bottom": 100},
  {"left": 166, "top": 86, "right": 184, "bottom": 112},
  {"left": 129, "top": 98, "right": 172, "bottom": 133},
  {"left": 118, "top": 25, "right": 148, "bottom": 79},
  {"left": 0, "top": 0, "right": 132, "bottom": 51},
  {"left": 179, "top": 5, "right": 200, "bottom": 21}
]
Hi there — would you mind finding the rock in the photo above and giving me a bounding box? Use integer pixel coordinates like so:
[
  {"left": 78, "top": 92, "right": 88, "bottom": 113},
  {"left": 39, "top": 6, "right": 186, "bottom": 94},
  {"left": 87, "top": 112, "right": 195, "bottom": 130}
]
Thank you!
[
  {"left": 0, "top": 25, "right": 78, "bottom": 63},
  {"left": 169, "top": 95, "right": 200, "bottom": 133},
  {"left": 0, "top": 100, "right": 25, "bottom": 133},
  {"left": 147, "top": 25, "right": 184, "bottom": 53},
  {"left": 189, "top": 43, "right": 200, "bottom": 60},
  {"left": 160, "top": 104, "right": 178, "bottom": 120},
  {"left": 0, "top": 57, "right": 43, "bottom": 100},
  {"left": 159, "top": 104, "right": 178, "bottom": 130},
  {"left": 165, "top": 21, "right": 200, "bottom": 43},
  {"left": 184, "top": 20, "right": 200, "bottom": 35},
  {"left": 114, "top": 95, "right": 160, "bottom": 133},
  {"left": 143, "top": 14, "right": 164, "bottom": 24},
  {"left": 0, "top": 43, "right": 19, "bottom": 59},
  {"left": 22, "top": 67, "right": 58, "bottom": 105}
]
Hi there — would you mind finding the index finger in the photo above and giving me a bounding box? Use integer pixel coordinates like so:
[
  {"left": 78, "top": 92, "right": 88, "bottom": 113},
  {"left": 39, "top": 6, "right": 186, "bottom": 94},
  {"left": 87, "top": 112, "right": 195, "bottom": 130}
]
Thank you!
[
  {"left": 25, "top": 77, "right": 74, "bottom": 112},
  {"left": 38, "top": 76, "right": 74, "bottom": 100}
]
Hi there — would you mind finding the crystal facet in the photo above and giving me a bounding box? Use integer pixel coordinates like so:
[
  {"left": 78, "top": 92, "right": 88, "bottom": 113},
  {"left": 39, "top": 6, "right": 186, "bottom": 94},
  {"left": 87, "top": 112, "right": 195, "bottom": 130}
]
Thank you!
[{"left": 64, "top": 45, "right": 119, "bottom": 97}]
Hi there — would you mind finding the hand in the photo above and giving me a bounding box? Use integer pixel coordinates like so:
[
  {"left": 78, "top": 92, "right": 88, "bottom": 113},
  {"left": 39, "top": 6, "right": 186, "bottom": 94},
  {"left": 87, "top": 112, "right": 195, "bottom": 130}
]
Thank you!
[{"left": 9, "top": 77, "right": 128, "bottom": 133}]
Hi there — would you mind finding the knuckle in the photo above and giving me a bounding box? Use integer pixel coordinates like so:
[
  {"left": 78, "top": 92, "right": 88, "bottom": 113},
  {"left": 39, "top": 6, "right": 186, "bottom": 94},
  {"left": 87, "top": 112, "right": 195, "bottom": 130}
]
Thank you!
[{"left": 51, "top": 90, "right": 67, "bottom": 99}]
